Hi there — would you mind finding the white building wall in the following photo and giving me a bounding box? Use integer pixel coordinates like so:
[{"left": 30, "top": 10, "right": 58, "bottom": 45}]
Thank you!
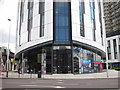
[
  {"left": 44, "top": 0, "right": 53, "bottom": 40},
  {"left": 16, "top": 0, "right": 53, "bottom": 54},
  {"left": 101, "top": 0, "right": 106, "bottom": 47},
  {"left": 31, "top": 1, "right": 40, "bottom": 41},
  {"left": 111, "top": 39, "right": 114, "bottom": 59},
  {"left": 84, "top": 1, "right": 93, "bottom": 41},
  {"left": 95, "top": 0, "right": 102, "bottom": 45},
  {"left": 71, "top": 0, "right": 105, "bottom": 52},
  {"left": 116, "top": 37, "right": 119, "bottom": 61},
  {"left": 71, "top": 0, "right": 80, "bottom": 40},
  {"left": 106, "top": 35, "right": 120, "bottom": 63},
  {"left": 16, "top": 0, "right": 105, "bottom": 55},
  {"left": 16, "top": 2, "right": 21, "bottom": 48}
]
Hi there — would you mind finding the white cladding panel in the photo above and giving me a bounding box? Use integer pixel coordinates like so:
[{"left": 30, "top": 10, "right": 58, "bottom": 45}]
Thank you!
[
  {"left": 95, "top": 0, "right": 102, "bottom": 44},
  {"left": 31, "top": 27, "right": 40, "bottom": 40},
  {"left": 33, "top": 2, "right": 39, "bottom": 17},
  {"left": 33, "top": 15, "right": 40, "bottom": 28},
  {"left": 45, "top": 10, "right": 53, "bottom": 25},
  {"left": 23, "top": 1, "right": 28, "bottom": 22},
  {"left": 44, "top": 0, "right": 53, "bottom": 40},
  {"left": 45, "top": 0, "right": 53, "bottom": 11},
  {"left": 71, "top": 0, "right": 80, "bottom": 39},
  {"left": 84, "top": 2, "right": 93, "bottom": 41},
  {"left": 21, "top": 31, "right": 28, "bottom": 44}
]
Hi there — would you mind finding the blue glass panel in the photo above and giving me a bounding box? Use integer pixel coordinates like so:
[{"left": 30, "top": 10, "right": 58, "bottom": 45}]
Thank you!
[
  {"left": 56, "top": 28, "right": 59, "bottom": 40},
  {"left": 56, "top": 16, "right": 59, "bottom": 26},
  {"left": 89, "top": 0, "right": 94, "bottom": 21},
  {"left": 59, "top": 29, "right": 66, "bottom": 40},
  {"left": 65, "top": 16, "right": 69, "bottom": 26},
  {"left": 65, "top": 29, "right": 69, "bottom": 40},
  {"left": 79, "top": 3, "right": 82, "bottom": 23},
  {"left": 54, "top": 2, "right": 70, "bottom": 44},
  {"left": 56, "top": 3, "right": 65, "bottom": 14},
  {"left": 58, "top": 16, "right": 66, "bottom": 26}
]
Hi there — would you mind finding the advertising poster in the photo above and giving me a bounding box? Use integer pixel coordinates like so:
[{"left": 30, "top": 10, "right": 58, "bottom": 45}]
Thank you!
[
  {"left": 82, "top": 60, "right": 92, "bottom": 73},
  {"left": 42, "top": 53, "right": 46, "bottom": 74},
  {"left": 37, "top": 54, "right": 42, "bottom": 63}
]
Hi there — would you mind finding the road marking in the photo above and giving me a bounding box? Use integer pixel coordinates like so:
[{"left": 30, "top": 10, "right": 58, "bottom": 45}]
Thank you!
[
  {"left": 57, "top": 82, "right": 63, "bottom": 83},
  {"left": 57, "top": 80, "right": 63, "bottom": 83},
  {"left": 20, "top": 85, "right": 38, "bottom": 87},
  {"left": 58, "top": 80, "right": 63, "bottom": 82},
  {"left": 54, "top": 86, "right": 65, "bottom": 88},
  {"left": 20, "top": 84, "right": 65, "bottom": 88}
]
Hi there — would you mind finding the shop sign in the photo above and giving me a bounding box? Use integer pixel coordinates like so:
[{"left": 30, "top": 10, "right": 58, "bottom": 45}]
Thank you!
[
  {"left": 94, "top": 61, "right": 101, "bottom": 64},
  {"left": 83, "top": 60, "right": 91, "bottom": 65}
]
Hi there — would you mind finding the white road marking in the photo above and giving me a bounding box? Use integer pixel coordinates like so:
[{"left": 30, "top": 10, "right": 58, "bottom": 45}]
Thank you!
[
  {"left": 54, "top": 86, "right": 65, "bottom": 88},
  {"left": 58, "top": 80, "right": 63, "bottom": 82},
  {"left": 20, "top": 84, "right": 66, "bottom": 88},
  {"left": 57, "top": 80, "right": 64, "bottom": 83},
  {"left": 57, "top": 82, "right": 63, "bottom": 83},
  {"left": 20, "top": 85, "right": 38, "bottom": 87}
]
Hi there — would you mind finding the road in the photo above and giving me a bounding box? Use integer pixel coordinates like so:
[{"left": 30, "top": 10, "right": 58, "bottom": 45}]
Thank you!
[{"left": 1, "top": 78, "right": 119, "bottom": 89}]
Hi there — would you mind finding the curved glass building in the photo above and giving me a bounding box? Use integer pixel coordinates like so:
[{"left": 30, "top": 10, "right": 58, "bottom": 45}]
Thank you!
[{"left": 15, "top": 0, "right": 106, "bottom": 74}]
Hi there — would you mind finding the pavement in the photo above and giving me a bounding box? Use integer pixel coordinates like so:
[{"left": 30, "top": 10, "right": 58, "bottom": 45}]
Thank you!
[{"left": 0, "top": 70, "right": 119, "bottom": 79}]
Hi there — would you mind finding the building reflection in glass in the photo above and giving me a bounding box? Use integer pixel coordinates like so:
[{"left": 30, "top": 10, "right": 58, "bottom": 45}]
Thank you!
[{"left": 73, "top": 46, "right": 103, "bottom": 73}]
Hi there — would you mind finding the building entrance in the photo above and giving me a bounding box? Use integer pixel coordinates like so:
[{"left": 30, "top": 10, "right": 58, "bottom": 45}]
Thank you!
[{"left": 53, "top": 46, "right": 72, "bottom": 74}]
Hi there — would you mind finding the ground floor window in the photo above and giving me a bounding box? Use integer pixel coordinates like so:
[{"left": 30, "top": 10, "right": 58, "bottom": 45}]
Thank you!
[
  {"left": 73, "top": 46, "right": 103, "bottom": 73},
  {"left": 19, "top": 44, "right": 104, "bottom": 74},
  {"left": 53, "top": 46, "right": 72, "bottom": 74},
  {"left": 108, "top": 62, "right": 120, "bottom": 69}
]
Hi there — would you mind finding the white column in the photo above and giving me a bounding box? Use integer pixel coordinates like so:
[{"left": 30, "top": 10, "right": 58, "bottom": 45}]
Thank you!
[
  {"left": 110, "top": 39, "right": 114, "bottom": 60},
  {"left": 116, "top": 37, "right": 119, "bottom": 61}
]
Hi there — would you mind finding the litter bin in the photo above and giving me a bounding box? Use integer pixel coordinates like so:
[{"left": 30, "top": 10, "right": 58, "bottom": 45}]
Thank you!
[{"left": 38, "top": 71, "right": 41, "bottom": 78}]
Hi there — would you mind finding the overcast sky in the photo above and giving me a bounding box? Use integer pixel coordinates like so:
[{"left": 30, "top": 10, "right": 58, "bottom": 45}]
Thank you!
[{"left": 0, "top": 0, "right": 18, "bottom": 53}]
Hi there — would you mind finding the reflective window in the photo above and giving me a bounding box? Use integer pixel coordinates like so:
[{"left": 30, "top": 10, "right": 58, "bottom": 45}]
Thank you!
[
  {"left": 19, "top": 1, "right": 25, "bottom": 45},
  {"left": 28, "top": 1, "right": 34, "bottom": 41},
  {"left": 73, "top": 46, "right": 103, "bottom": 73},
  {"left": 79, "top": 0, "right": 85, "bottom": 37},
  {"left": 39, "top": 2, "right": 45, "bottom": 37},
  {"left": 53, "top": 2, "right": 71, "bottom": 44},
  {"left": 53, "top": 46, "right": 72, "bottom": 74},
  {"left": 89, "top": 0, "right": 96, "bottom": 41}
]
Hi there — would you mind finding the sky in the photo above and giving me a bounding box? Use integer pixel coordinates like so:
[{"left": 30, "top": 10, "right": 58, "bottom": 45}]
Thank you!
[{"left": 0, "top": 0, "right": 18, "bottom": 53}]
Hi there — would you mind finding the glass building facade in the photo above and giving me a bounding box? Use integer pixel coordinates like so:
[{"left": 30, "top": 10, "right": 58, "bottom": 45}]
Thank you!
[
  {"left": 16, "top": 0, "right": 106, "bottom": 75},
  {"left": 73, "top": 46, "right": 103, "bottom": 73},
  {"left": 21, "top": 45, "right": 103, "bottom": 74},
  {"left": 53, "top": 2, "right": 71, "bottom": 44}
]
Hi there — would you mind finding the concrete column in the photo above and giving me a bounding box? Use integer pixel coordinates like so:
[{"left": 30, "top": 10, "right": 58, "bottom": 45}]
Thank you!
[
  {"left": 116, "top": 37, "right": 119, "bottom": 61},
  {"left": 22, "top": 53, "right": 24, "bottom": 74},
  {"left": 110, "top": 39, "right": 114, "bottom": 60}
]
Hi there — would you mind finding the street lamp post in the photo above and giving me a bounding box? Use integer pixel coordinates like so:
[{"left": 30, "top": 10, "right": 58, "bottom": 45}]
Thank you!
[
  {"left": 104, "top": 26, "right": 109, "bottom": 78},
  {"left": 6, "top": 19, "right": 11, "bottom": 77}
]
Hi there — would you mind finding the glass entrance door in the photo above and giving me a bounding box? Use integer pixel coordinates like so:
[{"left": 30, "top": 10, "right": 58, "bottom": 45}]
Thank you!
[
  {"left": 57, "top": 49, "right": 68, "bottom": 73},
  {"left": 53, "top": 46, "right": 72, "bottom": 74}
]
